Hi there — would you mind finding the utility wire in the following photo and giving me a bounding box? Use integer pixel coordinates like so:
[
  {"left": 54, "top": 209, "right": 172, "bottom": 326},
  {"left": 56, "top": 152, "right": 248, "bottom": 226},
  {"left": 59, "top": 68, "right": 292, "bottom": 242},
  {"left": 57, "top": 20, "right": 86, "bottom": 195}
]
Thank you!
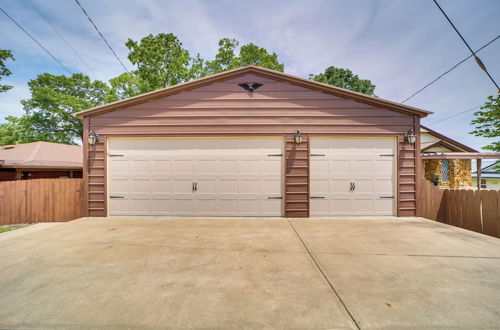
[
  {"left": 27, "top": 0, "right": 97, "bottom": 78},
  {"left": 401, "top": 34, "right": 499, "bottom": 103},
  {"left": 428, "top": 105, "right": 481, "bottom": 125},
  {"left": 433, "top": 0, "right": 499, "bottom": 91},
  {"left": 74, "top": 0, "right": 129, "bottom": 73},
  {"left": 0, "top": 6, "right": 72, "bottom": 74}
]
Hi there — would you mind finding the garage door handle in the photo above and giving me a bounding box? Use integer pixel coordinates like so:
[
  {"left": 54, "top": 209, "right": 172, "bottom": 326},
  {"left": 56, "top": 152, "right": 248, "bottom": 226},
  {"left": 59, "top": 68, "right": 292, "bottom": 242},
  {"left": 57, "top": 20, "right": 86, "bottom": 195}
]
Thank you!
[
  {"left": 310, "top": 196, "right": 325, "bottom": 199},
  {"left": 192, "top": 182, "right": 197, "bottom": 192},
  {"left": 110, "top": 196, "right": 124, "bottom": 199}
]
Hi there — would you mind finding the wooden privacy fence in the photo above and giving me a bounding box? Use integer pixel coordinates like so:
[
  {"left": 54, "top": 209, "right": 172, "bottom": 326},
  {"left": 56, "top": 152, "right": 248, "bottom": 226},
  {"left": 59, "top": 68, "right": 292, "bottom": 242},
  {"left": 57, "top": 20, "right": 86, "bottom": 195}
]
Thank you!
[
  {"left": 0, "top": 178, "right": 83, "bottom": 225},
  {"left": 418, "top": 179, "right": 500, "bottom": 238}
]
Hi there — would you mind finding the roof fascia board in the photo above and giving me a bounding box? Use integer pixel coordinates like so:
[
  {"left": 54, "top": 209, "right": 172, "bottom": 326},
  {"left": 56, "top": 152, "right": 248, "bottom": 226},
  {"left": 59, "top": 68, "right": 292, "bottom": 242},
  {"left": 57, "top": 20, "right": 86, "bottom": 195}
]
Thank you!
[{"left": 420, "top": 125, "right": 477, "bottom": 153}]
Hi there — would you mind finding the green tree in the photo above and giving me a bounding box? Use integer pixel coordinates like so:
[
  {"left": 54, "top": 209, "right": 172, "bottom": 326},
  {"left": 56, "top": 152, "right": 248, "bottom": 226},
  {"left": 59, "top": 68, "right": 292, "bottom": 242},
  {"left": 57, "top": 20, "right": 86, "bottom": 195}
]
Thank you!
[
  {"left": 107, "top": 71, "right": 148, "bottom": 101},
  {"left": 233, "top": 43, "right": 284, "bottom": 71},
  {"left": 310, "top": 66, "right": 376, "bottom": 95},
  {"left": 471, "top": 94, "right": 500, "bottom": 152},
  {"left": 0, "top": 73, "right": 110, "bottom": 145},
  {"left": 206, "top": 38, "right": 239, "bottom": 74},
  {"left": 0, "top": 49, "right": 14, "bottom": 93},
  {"left": 126, "top": 33, "right": 191, "bottom": 90},
  {"left": 206, "top": 38, "right": 284, "bottom": 74},
  {"left": 0, "top": 117, "right": 22, "bottom": 145}
]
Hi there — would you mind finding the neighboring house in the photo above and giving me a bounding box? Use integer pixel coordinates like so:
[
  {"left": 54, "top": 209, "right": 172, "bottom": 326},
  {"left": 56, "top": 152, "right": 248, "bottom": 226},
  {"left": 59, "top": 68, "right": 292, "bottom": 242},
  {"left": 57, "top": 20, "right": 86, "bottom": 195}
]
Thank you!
[
  {"left": 76, "top": 65, "right": 432, "bottom": 218},
  {"left": 0, "top": 142, "right": 83, "bottom": 181},
  {"left": 420, "top": 125, "right": 477, "bottom": 188},
  {"left": 472, "top": 162, "right": 500, "bottom": 189}
]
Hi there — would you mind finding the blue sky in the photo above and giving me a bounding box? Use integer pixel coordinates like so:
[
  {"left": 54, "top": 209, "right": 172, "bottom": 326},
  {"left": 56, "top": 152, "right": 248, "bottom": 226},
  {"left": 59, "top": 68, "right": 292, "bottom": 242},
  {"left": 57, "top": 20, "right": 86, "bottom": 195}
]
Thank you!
[{"left": 0, "top": 0, "right": 499, "bottom": 156}]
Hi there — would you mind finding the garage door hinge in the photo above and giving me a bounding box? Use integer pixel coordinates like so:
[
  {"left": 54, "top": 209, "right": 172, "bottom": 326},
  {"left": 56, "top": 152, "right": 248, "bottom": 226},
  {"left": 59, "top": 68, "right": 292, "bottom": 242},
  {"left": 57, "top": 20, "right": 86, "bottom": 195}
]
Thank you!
[
  {"left": 379, "top": 196, "right": 394, "bottom": 199},
  {"left": 310, "top": 196, "right": 325, "bottom": 199},
  {"left": 310, "top": 153, "right": 325, "bottom": 156},
  {"left": 379, "top": 154, "right": 394, "bottom": 157},
  {"left": 267, "top": 154, "right": 283, "bottom": 157},
  {"left": 110, "top": 196, "right": 124, "bottom": 199},
  {"left": 267, "top": 196, "right": 283, "bottom": 199},
  {"left": 109, "top": 154, "right": 124, "bottom": 157}
]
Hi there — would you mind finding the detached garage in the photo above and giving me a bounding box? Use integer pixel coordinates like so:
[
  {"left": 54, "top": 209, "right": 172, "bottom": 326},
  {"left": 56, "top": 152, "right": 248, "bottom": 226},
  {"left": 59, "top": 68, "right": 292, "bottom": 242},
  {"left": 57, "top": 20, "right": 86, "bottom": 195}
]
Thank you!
[{"left": 76, "top": 66, "right": 430, "bottom": 218}]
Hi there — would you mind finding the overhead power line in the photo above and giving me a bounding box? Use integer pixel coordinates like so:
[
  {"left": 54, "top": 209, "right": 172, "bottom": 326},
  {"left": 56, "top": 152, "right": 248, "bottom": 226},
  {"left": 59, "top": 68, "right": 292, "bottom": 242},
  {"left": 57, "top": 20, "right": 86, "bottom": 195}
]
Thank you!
[
  {"left": 428, "top": 104, "right": 481, "bottom": 125},
  {"left": 401, "top": 35, "right": 499, "bottom": 103},
  {"left": 73, "top": 0, "right": 129, "bottom": 73},
  {"left": 0, "top": 6, "right": 72, "bottom": 74},
  {"left": 27, "top": 0, "right": 97, "bottom": 78},
  {"left": 433, "top": 0, "right": 499, "bottom": 91}
]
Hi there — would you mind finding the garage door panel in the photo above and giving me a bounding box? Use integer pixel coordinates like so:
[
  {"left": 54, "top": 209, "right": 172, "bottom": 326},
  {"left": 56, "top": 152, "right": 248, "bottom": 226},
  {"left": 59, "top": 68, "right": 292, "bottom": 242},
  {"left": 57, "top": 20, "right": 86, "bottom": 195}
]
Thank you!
[
  {"left": 311, "top": 137, "right": 395, "bottom": 216},
  {"left": 239, "top": 180, "right": 260, "bottom": 193},
  {"left": 172, "top": 199, "right": 194, "bottom": 214},
  {"left": 239, "top": 160, "right": 261, "bottom": 174},
  {"left": 354, "top": 180, "right": 373, "bottom": 193},
  {"left": 151, "top": 180, "right": 173, "bottom": 193},
  {"left": 173, "top": 160, "right": 194, "bottom": 174},
  {"left": 108, "top": 137, "right": 282, "bottom": 216},
  {"left": 173, "top": 179, "right": 195, "bottom": 193},
  {"left": 196, "top": 160, "right": 217, "bottom": 173},
  {"left": 261, "top": 179, "right": 281, "bottom": 194},
  {"left": 374, "top": 199, "right": 393, "bottom": 214},
  {"left": 260, "top": 199, "right": 281, "bottom": 215},
  {"left": 374, "top": 179, "right": 393, "bottom": 193},
  {"left": 151, "top": 160, "right": 172, "bottom": 173}
]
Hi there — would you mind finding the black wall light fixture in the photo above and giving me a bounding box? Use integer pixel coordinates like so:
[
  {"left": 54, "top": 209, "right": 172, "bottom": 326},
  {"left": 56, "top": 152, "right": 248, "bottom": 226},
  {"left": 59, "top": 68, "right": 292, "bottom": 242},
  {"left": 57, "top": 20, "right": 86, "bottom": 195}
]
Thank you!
[
  {"left": 294, "top": 130, "right": 302, "bottom": 144},
  {"left": 88, "top": 130, "right": 100, "bottom": 146},
  {"left": 404, "top": 129, "right": 416, "bottom": 144}
]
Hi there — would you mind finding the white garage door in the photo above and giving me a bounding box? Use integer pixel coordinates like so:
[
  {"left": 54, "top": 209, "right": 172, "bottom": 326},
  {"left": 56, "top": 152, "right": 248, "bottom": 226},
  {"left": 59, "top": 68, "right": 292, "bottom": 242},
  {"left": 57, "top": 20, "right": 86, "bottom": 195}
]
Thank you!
[
  {"left": 310, "top": 137, "right": 395, "bottom": 216},
  {"left": 108, "top": 137, "right": 283, "bottom": 216}
]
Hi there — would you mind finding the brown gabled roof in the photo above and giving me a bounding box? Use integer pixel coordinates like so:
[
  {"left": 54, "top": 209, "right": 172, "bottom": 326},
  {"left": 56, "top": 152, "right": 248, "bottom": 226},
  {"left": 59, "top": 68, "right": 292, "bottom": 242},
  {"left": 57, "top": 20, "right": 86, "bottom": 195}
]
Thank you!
[
  {"left": 75, "top": 65, "right": 432, "bottom": 118},
  {"left": 420, "top": 125, "right": 477, "bottom": 153},
  {"left": 0, "top": 142, "right": 82, "bottom": 169}
]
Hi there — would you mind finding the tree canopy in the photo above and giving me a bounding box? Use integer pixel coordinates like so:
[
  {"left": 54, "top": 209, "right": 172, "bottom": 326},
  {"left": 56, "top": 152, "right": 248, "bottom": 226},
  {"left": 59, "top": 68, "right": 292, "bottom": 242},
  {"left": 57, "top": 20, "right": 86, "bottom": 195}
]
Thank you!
[
  {"left": 309, "top": 66, "right": 376, "bottom": 96},
  {"left": 0, "top": 49, "right": 14, "bottom": 93},
  {"left": 1, "top": 33, "right": 378, "bottom": 145},
  {"left": 2, "top": 73, "right": 110, "bottom": 145},
  {"left": 126, "top": 33, "right": 192, "bottom": 90},
  {"left": 471, "top": 94, "right": 500, "bottom": 152}
]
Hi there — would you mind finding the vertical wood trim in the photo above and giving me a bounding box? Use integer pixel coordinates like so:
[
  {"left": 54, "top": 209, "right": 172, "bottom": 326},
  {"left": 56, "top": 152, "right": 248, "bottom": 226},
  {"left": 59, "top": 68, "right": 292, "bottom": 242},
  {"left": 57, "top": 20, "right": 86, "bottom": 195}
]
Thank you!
[
  {"left": 103, "top": 136, "right": 108, "bottom": 216},
  {"left": 284, "top": 134, "right": 310, "bottom": 218},
  {"left": 415, "top": 116, "right": 422, "bottom": 216},
  {"left": 396, "top": 136, "right": 401, "bottom": 216},
  {"left": 82, "top": 118, "right": 89, "bottom": 217},
  {"left": 307, "top": 135, "right": 311, "bottom": 217}
]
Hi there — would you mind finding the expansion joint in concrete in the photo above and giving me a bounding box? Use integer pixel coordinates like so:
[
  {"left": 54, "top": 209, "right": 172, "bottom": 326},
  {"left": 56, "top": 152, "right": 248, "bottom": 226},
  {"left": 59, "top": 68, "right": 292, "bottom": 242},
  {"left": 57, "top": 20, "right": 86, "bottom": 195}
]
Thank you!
[{"left": 286, "top": 219, "right": 361, "bottom": 330}]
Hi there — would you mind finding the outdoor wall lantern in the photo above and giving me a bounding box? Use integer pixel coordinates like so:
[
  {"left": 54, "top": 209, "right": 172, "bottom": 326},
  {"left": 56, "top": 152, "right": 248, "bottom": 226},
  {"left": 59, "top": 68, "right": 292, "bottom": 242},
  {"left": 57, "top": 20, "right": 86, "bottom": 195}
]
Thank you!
[
  {"left": 88, "top": 130, "right": 100, "bottom": 146},
  {"left": 404, "top": 129, "right": 416, "bottom": 144},
  {"left": 294, "top": 129, "right": 302, "bottom": 144}
]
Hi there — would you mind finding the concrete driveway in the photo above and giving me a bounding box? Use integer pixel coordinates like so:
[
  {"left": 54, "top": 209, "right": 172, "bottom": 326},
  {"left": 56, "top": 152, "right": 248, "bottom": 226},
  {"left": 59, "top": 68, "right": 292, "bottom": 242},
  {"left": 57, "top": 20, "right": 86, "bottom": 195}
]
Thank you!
[{"left": 0, "top": 217, "right": 499, "bottom": 329}]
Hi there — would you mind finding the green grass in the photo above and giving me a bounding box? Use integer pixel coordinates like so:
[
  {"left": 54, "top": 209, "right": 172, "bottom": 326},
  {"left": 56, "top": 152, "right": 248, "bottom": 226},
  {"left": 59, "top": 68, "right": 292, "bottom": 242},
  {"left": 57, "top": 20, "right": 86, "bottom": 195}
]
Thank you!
[{"left": 0, "top": 225, "right": 29, "bottom": 233}]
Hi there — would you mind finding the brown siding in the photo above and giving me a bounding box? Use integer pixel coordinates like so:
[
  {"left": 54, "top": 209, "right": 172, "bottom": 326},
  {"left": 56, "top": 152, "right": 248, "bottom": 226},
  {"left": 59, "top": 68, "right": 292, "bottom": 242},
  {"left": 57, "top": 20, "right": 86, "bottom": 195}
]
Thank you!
[
  {"left": 85, "top": 72, "right": 420, "bottom": 217},
  {"left": 284, "top": 134, "right": 310, "bottom": 217},
  {"left": 87, "top": 139, "right": 106, "bottom": 217}
]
